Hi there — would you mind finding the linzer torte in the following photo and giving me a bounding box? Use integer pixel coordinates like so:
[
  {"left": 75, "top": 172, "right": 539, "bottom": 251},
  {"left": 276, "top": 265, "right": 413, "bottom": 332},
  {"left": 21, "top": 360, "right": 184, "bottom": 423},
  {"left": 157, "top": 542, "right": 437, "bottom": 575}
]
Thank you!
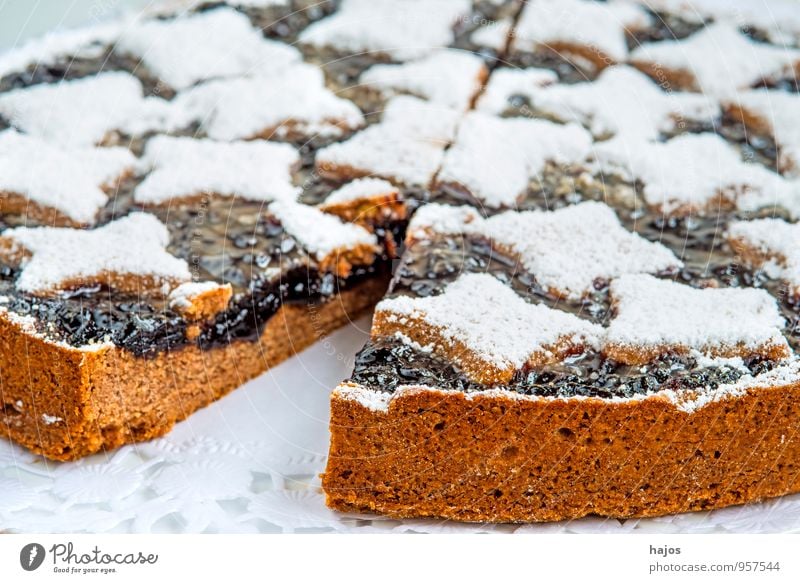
[{"left": 2, "top": 0, "right": 800, "bottom": 524}]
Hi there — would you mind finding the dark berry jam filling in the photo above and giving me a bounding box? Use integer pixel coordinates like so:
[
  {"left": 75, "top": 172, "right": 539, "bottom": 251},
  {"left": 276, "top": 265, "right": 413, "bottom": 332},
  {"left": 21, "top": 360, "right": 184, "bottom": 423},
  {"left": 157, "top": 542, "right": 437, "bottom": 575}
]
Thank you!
[{"left": 349, "top": 161, "right": 799, "bottom": 398}]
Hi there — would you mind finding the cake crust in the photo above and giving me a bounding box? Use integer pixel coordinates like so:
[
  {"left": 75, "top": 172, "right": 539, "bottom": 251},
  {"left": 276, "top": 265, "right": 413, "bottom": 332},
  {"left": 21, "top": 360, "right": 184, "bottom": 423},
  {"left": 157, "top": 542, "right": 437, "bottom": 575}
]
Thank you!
[
  {"left": 324, "top": 380, "right": 800, "bottom": 522},
  {"left": 1, "top": 275, "right": 388, "bottom": 461}
]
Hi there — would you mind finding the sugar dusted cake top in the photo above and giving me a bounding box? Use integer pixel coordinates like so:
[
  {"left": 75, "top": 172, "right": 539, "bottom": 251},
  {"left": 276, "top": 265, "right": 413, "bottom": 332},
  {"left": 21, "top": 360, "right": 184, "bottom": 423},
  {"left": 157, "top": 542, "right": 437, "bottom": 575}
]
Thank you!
[{"left": 1, "top": 0, "right": 799, "bottom": 409}]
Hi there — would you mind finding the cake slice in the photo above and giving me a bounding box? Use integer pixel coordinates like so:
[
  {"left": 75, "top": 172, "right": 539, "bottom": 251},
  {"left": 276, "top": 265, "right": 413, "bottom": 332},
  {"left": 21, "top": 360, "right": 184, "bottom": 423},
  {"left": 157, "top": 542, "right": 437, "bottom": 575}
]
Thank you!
[
  {"left": 322, "top": 201, "right": 800, "bottom": 522},
  {"left": 0, "top": 193, "right": 393, "bottom": 461}
]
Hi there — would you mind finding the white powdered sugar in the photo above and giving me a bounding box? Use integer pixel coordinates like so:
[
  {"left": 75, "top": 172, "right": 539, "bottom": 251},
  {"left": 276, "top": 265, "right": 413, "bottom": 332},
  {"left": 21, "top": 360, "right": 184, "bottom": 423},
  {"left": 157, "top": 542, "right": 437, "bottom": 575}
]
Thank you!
[
  {"left": 469, "top": 18, "right": 513, "bottom": 52},
  {"left": 629, "top": 23, "right": 800, "bottom": 96},
  {"left": 624, "top": 0, "right": 800, "bottom": 47},
  {"left": 475, "top": 67, "right": 558, "bottom": 114},
  {"left": 333, "top": 382, "right": 395, "bottom": 412},
  {"left": 407, "top": 203, "right": 482, "bottom": 237},
  {"left": 41, "top": 414, "right": 63, "bottom": 425},
  {"left": 268, "top": 201, "right": 377, "bottom": 261},
  {"left": 134, "top": 136, "right": 300, "bottom": 205},
  {"left": 0, "top": 72, "right": 156, "bottom": 146},
  {"left": 116, "top": 8, "right": 301, "bottom": 90},
  {"left": 675, "top": 358, "right": 800, "bottom": 412},
  {"left": 298, "top": 0, "right": 472, "bottom": 60},
  {"left": 594, "top": 133, "right": 799, "bottom": 216},
  {"left": 164, "top": 63, "right": 364, "bottom": 141},
  {"left": 512, "top": 65, "right": 720, "bottom": 141},
  {"left": 167, "top": 281, "right": 230, "bottom": 311},
  {"left": 408, "top": 201, "right": 682, "bottom": 299},
  {"left": 315, "top": 96, "right": 462, "bottom": 186},
  {"left": 689, "top": 350, "right": 749, "bottom": 374},
  {"left": 484, "top": 202, "right": 682, "bottom": 298},
  {"left": 375, "top": 272, "right": 602, "bottom": 375},
  {"left": 728, "top": 218, "right": 800, "bottom": 295},
  {"left": 0, "top": 213, "right": 191, "bottom": 295},
  {"left": 359, "top": 50, "right": 487, "bottom": 111},
  {"left": 513, "top": 0, "right": 651, "bottom": 63},
  {"left": 321, "top": 178, "right": 399, "bottom": 206},
  {"left": 0, "top": 21, "right": 121, "bottom": 80},
  {"left": 606, "top": 273, "right": 789, "bottom": 361},
  {"left": 0, "top": 130, "right": 135, "bottom": 224},
  {"left": 724, "top": 89, "right": 800, "bottom": 178},
  {"left": 436, "top": 112, "right": 593, "bottom": 207}
]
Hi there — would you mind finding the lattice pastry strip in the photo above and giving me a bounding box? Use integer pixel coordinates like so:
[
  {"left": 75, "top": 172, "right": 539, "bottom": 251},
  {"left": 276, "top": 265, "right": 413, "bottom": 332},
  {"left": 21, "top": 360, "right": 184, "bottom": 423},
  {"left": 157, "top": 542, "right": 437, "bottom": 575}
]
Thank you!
[
  {"left": 315, "top": 96, "right": 462, "bottom": 187},
  {"left": 0, "top": 130, "right": 135, "bottom": 226},
  {"left": 477, "top": 65, "right": 719, "bottom": 141},
  {"left": 728, "top": 218, "right": 800, "bottom": 297},
  {"left": 372, "top": 273, "right": 603, "bottom": 385},
  {"left": 298, "top": 0, "right": 472, "bottom": 61},
  {"left": 435, "top": 112, "right": 593, "bottom": 208},
  {"left": 409, "top": 201, "right": 682, "bottom": 299},
  {"left": 594, "top": 133, "right": 800, "bottom": 217},
  {"left": 0, "top": 213, "right": 191, "bottom": 297},
  {"left": 359, "top": 50, "right": 488, "bottom": 111},
  {"left": 512, "top": 0, "right": 651, "bottom": 70},
  {"left": 134, "top": 136, "right": 301, "bottom": 205},
  {"left": 115, "top": 8, "right": 301, "bottom": 90},
  {"left": 723, "top": 89, "right": 800, "bottom": 178},
  {"left": 605, "top": 274, "right": 790, "bottom": 365},
  {"left": 269, "top": 201, "right": 378, "bottom": 277},
  {"left": 629, "top": 23, "right": 800, "bottom": 96}
]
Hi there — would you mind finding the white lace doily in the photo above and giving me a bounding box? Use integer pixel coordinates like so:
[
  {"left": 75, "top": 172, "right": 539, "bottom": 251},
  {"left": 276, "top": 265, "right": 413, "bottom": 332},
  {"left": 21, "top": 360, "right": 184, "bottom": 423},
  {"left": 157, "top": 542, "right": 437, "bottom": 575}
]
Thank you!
[{"left": 1, "top": 316, "right": 800, "bottom": 534}]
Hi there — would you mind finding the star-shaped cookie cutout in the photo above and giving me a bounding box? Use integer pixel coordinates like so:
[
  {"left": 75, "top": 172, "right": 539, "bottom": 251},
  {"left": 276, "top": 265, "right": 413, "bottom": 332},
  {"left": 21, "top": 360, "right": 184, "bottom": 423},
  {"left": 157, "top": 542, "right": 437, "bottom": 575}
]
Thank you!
[
  {"left": 605, "top": 274, "right": 789, "bottom": 365},
  {"left": 492, "top": 65, "right": 719, "bottom": 141},
  {"left": 0, "top": 130, "right": 135, "bottom": 226},
  {"left": 435, "top": 112, "right": 593, "bottom": 208},
  {"left": 299, "top": 0, "right": 472, "bottom": 61},
  {"left": 0, "top": 19, "right": 120, "bottom": 81},
  {"left": 728, "top": 218, "right": 800, "bottom": 297},
  {"left": 408, "top": 202, "right": 682, "bottom": 300},
  {"left": 269, "top": 201, "right": 378, "bottom": 277},
  {"left": 512, "top": 0, "right": 651, "bottom": 72},
  {"left": 723, "top": 89, "right": 800, "bottom": 177},
  {"left": 318, "top": 178, "right": 406, "bottom": 225},
  {"left": 475, "top": 67, "right": 558, "bottom": 115},
  {"left": 164, "top": 63, "right": 364, "bottom": 141},
  {"left": 315, "top": 96, "right": 461, "bottom": 187},
  {"left": 630, "top": 0, "right": 800, "bottom": 47},
  {"left": 0, "top": 72, "right": 162, "bottom": 146},
  {"left": 373, "top": 272, "right": 603, "bottom": 385},
  {"left": 116, "top": 8, "right": 300, "bottom": 90},
  {"left": 629, "top": 23, "right": 800, "bottom": 96},
  {"left": 359, "top": 50, "right": 488, "bottom": 111},
  {"left": 594, "top": 133, "right": 800, "bottom": 216},
  {"left": 134, "top": 136, "right": 301, "bottom": 205},
  {"left": 0, "top": 213, "right": 191, "bottom": 296}
]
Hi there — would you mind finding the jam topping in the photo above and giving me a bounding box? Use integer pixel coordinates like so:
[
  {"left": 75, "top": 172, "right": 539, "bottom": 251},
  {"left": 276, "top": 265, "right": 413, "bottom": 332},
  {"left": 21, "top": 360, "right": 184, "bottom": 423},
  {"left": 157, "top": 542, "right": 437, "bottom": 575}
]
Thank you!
[
  {"left": 0, "top": 160, "right": 397, "bottom": 356},
  {"left": 353, "top": 160, "right": 800, "bottom": 398}
]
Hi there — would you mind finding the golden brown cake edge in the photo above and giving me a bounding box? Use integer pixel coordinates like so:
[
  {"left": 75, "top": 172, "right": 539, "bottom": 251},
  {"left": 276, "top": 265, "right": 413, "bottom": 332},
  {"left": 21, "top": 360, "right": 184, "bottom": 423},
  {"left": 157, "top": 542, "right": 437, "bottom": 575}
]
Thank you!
[
  {"left": 0, "top": 274, "right": 389, "bottom": 461},
  {"left": 323, "top": 380, "right": 800, "bottom": 522}
]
